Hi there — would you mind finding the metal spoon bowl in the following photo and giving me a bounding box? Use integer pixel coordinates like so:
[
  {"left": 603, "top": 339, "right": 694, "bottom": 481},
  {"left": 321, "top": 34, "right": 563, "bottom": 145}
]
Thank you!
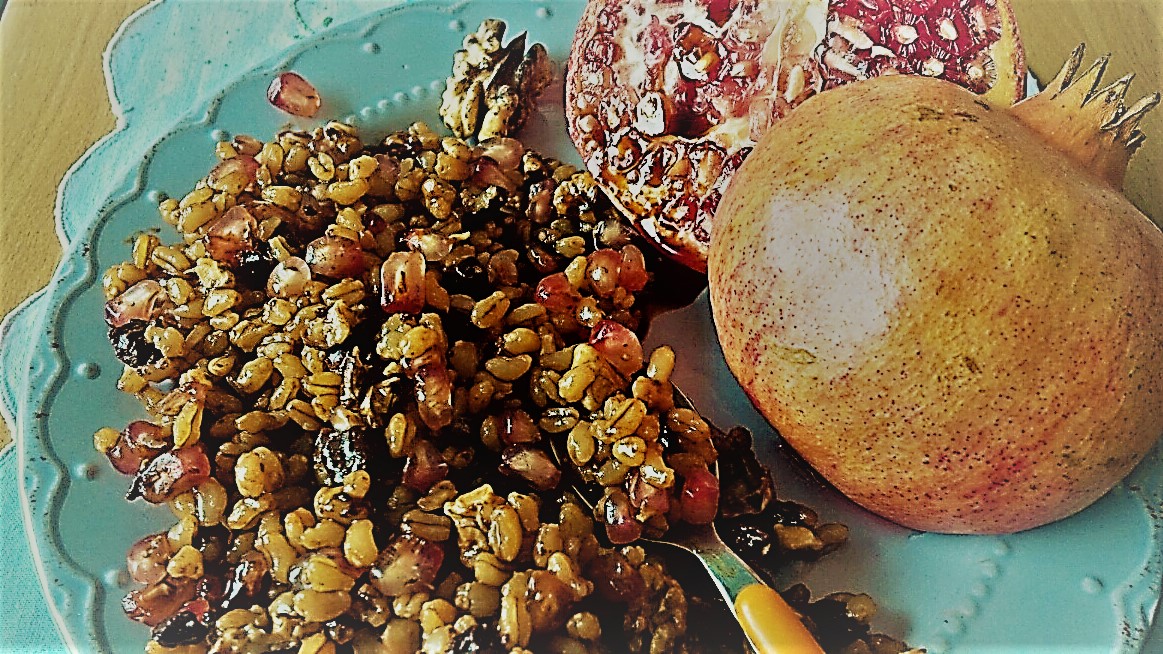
[{"left": 550, "top": 388, "right": 825, "bottom": 654}]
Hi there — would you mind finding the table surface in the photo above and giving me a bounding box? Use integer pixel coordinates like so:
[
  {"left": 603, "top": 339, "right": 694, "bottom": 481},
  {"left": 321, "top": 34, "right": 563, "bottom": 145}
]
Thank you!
[{"left": 0, "top": 0, "right": 1160, "bottom": 651}]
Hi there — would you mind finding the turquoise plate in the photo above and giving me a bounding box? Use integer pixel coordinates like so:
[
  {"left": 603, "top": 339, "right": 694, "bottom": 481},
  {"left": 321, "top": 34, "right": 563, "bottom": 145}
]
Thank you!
[{"left": 0, "top": 1, "right": 1158, "bottom": 652}]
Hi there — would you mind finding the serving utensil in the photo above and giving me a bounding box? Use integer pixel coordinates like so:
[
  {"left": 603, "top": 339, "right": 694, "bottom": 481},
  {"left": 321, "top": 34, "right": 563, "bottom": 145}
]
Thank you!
[{"left": 551, "top": 389, "right": 824, "bottom": 654}]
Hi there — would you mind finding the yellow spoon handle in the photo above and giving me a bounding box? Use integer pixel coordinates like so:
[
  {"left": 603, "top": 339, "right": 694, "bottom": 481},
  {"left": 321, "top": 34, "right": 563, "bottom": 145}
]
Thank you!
[{"left": 735, "top": 583, "right": 825, "bottom": 654}]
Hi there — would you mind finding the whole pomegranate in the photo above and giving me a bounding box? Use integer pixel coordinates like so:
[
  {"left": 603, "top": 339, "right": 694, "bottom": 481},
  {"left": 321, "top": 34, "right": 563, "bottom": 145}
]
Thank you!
[
  {"left": 565, "top": 0, "right": 1026, "bottom": 271},
  {"left": 708, "top": 46, "right": 1163, "bottom": 534}
]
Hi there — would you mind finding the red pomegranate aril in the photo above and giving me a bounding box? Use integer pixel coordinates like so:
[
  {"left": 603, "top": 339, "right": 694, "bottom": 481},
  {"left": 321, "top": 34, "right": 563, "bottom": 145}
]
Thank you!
[
  {"left": 589, "top": 319, "right": 645, "bottom": 378},
  {"left": 586, "top": 249, "right": 622, "bottom": 297},
  {"left": 381, "top": 251, "right": 427, "bottom": 314},
  {"left": 375, "top": 154, "right": 401, "bottom": 190},
  {"left": 369, "top": 534, "right": 445, "bottom": 596},
  {"left": 127, "top": 532, "right": 174, "bottom": 586},
  {"left": 267, "top": 72, "right": 321, "bottom": 118},
  {"left": 627, "top": 470, "right": 670, "bottom": 519},
  {"left": 267, "top": 256, "right": 311, "bottom": 298},
  {"left": 618, "top": 245, "right": 649, "bottom": 291},
  {"left": 105, "top": 279, "right": 167, "bottom": 328},
  {"left": 202, "top": 205, "right": 259, "bottom": 267},
  {"left": 472, "top": 157, "right": 519, "bottom": 194},
  {"left": 403, "top": 229, "right": 454, "bottom": 262},
  {"left": 500, "top": 409, "right": 540, "bottom": 445},
  {"left": 534, "top": 273, "right": 582, "bottom": 313},
  {"left": 107, "top": 420, "right": 170, "bottom": 475},
  {"left": 679, "top": 464, "right": 720, "bottom": 525},
  {"left": 305, "top": 235, "right": 365, "bottom": 279},
  {"left": 499, "top": 445, "right": 562, "bottom": 491},
  {"left": 480, "top": 137, "right": 525, "bottom": 171},
  {"left": 600, "top": 488, "right": 643, "bottom": 544},
  {"left": 414, "top": 365, "right": 453, "bottom": 431},
  {"left": 402, "top": 439, "right": 448, "bottom": 492},
  {"left": 207, "top": 155, "right": 259, "bottom": 193},
  {"left": 128, "top": 445, "right": 211, "bottom": 504},
  {"left": 122, "top": 576, "right": 197, "bottom": 627}
]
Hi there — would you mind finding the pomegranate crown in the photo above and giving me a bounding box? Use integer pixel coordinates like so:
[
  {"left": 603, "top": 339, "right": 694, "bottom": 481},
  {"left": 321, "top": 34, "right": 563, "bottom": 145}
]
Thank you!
[{"left": 1011, "top": 44, "right": 1160, "bottom": 189}]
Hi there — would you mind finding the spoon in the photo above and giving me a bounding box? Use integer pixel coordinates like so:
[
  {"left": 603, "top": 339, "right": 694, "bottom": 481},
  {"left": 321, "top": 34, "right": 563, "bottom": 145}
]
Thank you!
[{"left": 551, "top": 389, "right": 825, "bottom": 654}]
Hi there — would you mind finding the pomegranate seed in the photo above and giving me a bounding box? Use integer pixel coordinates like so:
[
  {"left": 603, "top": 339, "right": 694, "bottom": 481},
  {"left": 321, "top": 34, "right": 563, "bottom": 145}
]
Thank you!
[
  {"left": 414, "top": 365, "right": 453, "bottom": 431},
  {"left": 471, "top": 157, "right": 519, "bottom": 193},
  {"left": 500, "top": 409, "right": 540, "bottom": 445},
  {"left": 403, "top": 229, "right": 454, "bottom": 261},
  {"left": 480, "top": 137, "right": 526, "bottom": 171},
  {"left": 402, "top": 439, "right": 448, "bottom": 492},
  {"left": 534, "top": 272, "right": 582, "bottom": 313},
  {"left": 586, "top": 248, "right": 622, "bottom": 297},
  {"left": 679, "top": 464, "right": 720, "bottom": 525},
  {"left": 375, "top": 154, "right": 401, "bottom": 190},
  {"left": 381, "top": 251, "right": 427, "bottom": 314},
  {"left": 600, "top": 488, "right": 643, "bottom": 544},
  {"left": 107, "top": 420, "right": 170, "bottom": 475},
  {"left": 104, "top": 280, "right": 167, "bottom": 328},
  {"left": 207, "top": 155, "right": 258, "bottom": 193},
  {"left": 127, "top": 445, "right": 211, "bottom": 504},
  {"left": 369, "top": 534, "right": 445, "bottom": 596},
  {"left": 499, "top": 445, "right": 562, "bottom": 491},
  {"left": 628, "top": 469, "right": 670, "bottom": 519},
  {"left": 267, "top": 256, "right": 311, "bottom": 298},
  {"left": 589, "top": 319, "right": 645, "bottom": 378},
  {"left": 267, "top": 72, "right": 321, "bottom": 118},
  {"left": 305, "top": 235, "right": 366, "bottom": 279},
  {"left": 618, "top": 244, "right": 649, "bottom": 291},
  {"left": 202, "top": 205, "right": 259, "bottom": 267},
  {"left": 122, "top": 577, "right": 197, "bottom": 627},
  {"left": 126, "top": 532, "right": 173, "bottom": 586}
]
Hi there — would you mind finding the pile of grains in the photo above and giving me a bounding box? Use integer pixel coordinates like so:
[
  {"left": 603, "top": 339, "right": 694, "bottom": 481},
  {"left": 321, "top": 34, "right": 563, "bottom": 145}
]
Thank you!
[{"left": 97, "top": 119, "right": 916, "bottom": 653}]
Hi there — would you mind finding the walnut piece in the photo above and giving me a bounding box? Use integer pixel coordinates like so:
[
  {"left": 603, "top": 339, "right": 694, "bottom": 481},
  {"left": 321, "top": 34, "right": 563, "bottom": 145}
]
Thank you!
[{"left": 440, "top": 19, "right": 554, "bottom": 141}]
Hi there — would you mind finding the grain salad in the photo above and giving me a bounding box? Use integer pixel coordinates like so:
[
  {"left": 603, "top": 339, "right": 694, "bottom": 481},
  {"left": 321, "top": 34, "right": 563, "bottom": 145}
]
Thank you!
[{"left": 94, "top": 22, "right": 919, "bottom": 654}]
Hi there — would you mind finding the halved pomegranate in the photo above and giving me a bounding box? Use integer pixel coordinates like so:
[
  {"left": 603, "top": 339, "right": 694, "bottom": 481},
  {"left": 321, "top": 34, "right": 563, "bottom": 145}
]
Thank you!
[{"left": 565, "top": 0, "right": 1026, "bottom": 271}]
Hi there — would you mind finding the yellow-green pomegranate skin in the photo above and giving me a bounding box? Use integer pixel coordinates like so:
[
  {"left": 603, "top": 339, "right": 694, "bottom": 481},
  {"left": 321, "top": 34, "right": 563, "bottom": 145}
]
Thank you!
[{"left": 708, "top": 74, "right": 1163, "bottom": 534}]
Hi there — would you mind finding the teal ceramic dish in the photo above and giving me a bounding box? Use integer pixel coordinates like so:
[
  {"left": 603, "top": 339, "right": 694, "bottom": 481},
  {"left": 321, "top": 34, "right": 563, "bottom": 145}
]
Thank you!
[{"left": 0, "top": 1, "right": 1158, "bottom": 652}]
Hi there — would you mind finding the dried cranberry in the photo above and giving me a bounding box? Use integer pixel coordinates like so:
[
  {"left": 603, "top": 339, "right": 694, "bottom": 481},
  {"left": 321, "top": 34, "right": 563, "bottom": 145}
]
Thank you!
[
  {"left": 313, "top": 428, "right": 371, "bottom": 486},
  {"left": 108, "top": 321, "right": 163, "bottom": 368},
  {"left": 234, "top": 246, "right": 275, "bottom": 289},
  {"left": 151, "top": 598, "right": 212, "bottom": 647},
  {"left": 220, "top": 552, "right": 270, "bottom": 611},
  {"left": 586, "top": 551, "right": 645, "bottom": 604},
  {"left": 443, "top": 258, "right": 491, "bottom": 298},
  {"left": 720, "top": 519, "right": 774, "bottom": 561}
]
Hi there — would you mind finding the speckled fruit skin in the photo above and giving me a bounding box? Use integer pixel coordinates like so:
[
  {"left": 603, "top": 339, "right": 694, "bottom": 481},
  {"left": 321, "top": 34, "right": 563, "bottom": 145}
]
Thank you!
[{"left": 708, "top": 74, "right": 1163, "bottom": 534}]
